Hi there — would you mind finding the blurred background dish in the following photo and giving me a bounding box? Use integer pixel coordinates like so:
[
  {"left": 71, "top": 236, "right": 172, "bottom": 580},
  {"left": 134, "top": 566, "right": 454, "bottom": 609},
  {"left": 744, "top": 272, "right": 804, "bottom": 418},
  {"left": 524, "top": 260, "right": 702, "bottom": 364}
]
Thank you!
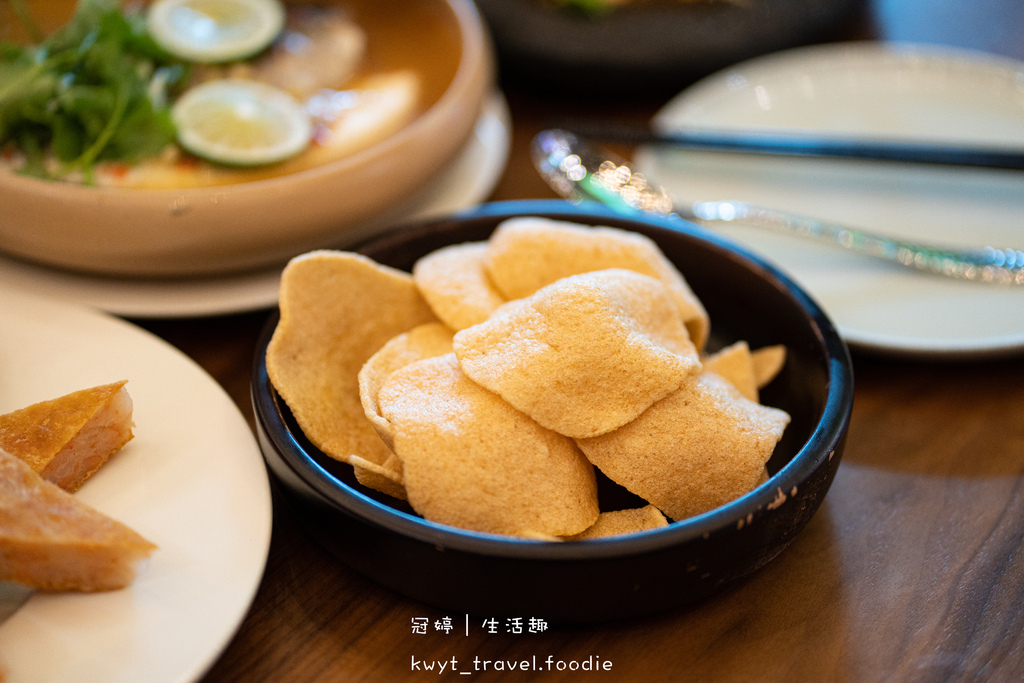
[
  {"left": 251, "top": 200, "right": 853, "bottom": 621},
  {"left": 0, "top": 93, "right": 511, "bottom": 319},
  {"left": 635, "top": 42, "right": 1024, "bottom": 358},
  {"left": 474, "top": 0, "right": 863, "bottom": 98},
  {"left": 0, "top": 0, "right": 493, "bottom": 277}
]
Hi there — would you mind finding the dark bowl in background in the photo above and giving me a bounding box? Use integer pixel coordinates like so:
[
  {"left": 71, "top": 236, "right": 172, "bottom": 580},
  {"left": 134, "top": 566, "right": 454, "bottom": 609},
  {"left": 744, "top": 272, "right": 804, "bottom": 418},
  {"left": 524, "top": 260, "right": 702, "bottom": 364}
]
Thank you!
[
  {"left": 251, "top": 199, "right": 853, "bottom": 623},
  {"left": 474, "top": 0, "right": 865, "bottom": 99}
]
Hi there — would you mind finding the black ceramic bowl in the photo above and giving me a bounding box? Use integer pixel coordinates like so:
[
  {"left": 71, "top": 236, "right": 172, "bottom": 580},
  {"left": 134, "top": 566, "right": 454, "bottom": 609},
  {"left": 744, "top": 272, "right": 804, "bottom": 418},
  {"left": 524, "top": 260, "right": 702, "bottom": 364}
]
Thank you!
[{"left": 252, "top": 200, "right": 853, "bottom": 623}]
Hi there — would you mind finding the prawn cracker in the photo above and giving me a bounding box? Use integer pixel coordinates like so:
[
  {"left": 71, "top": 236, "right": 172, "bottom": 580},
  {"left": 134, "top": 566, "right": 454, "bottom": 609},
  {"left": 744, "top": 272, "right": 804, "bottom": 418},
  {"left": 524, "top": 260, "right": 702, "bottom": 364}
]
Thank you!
[
  {"left": 359, "top": 322, "right": 455, "bottom": 451},
  {"left": 703, "top": 341, "right": 759, "bottom": 402},
  {"left": 266, "top": 250, "right": 437, "bottom": 470},
  {"left": 566, "top": 505, "right": 668, "bottom": 540},
  {"left": 0, "top": 381, "right": 134, "bottom": 492},
  {"left": 484, "top": 217, "right": 710, "bottom": 349},
  {"left": 412, "top": 242, "right": 506, "bottom": 330},
  {"left": 453, "top": 269, "right": 700, "bottom": 439},
  {"left": 377, "top": 354, "right": 599, "bottom": 538},
  {"left": 576, "top": 373, "right": 790, "bottom": 521}
]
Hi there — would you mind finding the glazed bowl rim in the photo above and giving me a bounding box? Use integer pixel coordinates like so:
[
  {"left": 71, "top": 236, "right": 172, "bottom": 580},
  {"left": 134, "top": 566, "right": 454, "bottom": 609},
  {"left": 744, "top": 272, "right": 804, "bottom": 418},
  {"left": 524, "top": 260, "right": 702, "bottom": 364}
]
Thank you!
[{"left": 253, "top": 199, "right": 854, "bottom": 561}]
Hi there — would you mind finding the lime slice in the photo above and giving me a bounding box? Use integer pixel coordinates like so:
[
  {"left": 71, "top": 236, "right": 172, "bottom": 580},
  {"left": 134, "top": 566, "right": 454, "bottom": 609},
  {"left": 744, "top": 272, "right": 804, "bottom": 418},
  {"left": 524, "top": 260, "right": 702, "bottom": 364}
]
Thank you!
[
  {"left": 172, "top": 79, "right": 312, "bottom": 166},
  {"left": 148, "top": 0, "right": 286, "bottom": 63}
]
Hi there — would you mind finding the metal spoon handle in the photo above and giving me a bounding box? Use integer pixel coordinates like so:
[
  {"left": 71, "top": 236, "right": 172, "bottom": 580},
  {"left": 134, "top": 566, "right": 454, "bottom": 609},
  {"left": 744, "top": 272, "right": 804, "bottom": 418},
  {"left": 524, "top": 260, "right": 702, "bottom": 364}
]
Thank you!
[
  {"left": 533, "top": 129, "right": 1024, "bottom": 286},
  {"left": 690, "top": 200, "right": 1024, "bottom": 285}
]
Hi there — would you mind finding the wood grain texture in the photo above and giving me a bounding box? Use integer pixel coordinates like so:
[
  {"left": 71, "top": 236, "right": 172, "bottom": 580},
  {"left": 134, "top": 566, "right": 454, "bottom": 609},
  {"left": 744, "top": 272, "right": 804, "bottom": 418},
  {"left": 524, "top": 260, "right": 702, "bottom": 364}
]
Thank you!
[{"left": 131, "top": 3, "right": 1024, "bottom": 679}]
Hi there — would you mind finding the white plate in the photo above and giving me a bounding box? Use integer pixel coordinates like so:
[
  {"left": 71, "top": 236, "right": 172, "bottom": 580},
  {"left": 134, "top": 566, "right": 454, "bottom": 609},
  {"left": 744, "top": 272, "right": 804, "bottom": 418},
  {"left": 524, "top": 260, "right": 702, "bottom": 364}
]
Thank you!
[
  {"left": 636, "top": 43, "right": 1024, "bottom": 358},
  {"left": 0, "top": 93, "right": 511, "bottom": 319},
  {"left": 0, "top": 288, "right": 272, "bottom": 682}
]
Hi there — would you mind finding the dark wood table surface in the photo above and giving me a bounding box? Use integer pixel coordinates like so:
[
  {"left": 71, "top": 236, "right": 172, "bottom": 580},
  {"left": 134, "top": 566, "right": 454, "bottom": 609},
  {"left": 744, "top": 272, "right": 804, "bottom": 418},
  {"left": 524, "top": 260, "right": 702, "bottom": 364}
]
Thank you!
[{"left": 130, "top": 2, "right": 1024, "bottom": 680}]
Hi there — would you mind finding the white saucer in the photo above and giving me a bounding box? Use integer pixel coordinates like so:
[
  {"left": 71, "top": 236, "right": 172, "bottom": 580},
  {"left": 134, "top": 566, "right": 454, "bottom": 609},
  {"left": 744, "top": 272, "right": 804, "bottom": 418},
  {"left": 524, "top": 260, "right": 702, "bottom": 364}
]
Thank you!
[
  {"left": 636, "top": 43, "right": 1024, "bottom": 359},
  {"left": 0, "top": 93, "right": 511, "bottom": 319},
  {"left": 0, "top": 289, "right": 272, "bottom": 682}
]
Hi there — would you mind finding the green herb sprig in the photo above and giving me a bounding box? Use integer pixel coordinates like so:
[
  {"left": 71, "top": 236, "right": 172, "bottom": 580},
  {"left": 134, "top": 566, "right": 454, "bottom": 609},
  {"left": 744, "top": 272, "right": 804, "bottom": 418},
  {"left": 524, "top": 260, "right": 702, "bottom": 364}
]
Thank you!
[{"left": 0, "top": 0, "right": 190, "bottom": 183}]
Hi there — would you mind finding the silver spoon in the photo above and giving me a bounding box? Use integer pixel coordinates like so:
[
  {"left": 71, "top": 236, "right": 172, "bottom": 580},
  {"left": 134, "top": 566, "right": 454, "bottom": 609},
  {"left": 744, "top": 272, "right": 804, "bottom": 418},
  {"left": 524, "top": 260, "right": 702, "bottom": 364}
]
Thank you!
[{"left": 532, "top": 129, "right": 1024, "bottom": 286}]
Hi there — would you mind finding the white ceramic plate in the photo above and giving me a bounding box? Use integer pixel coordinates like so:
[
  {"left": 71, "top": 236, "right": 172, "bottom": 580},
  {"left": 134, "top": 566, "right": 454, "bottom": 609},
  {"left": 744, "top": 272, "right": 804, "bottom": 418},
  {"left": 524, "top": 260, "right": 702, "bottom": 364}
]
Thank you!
[
  {"left": 0, "top": 93, "right": 511, "bottom": 319},
  {"left": 0, "top": 288, "right": 272, "bottom": 682},
  {"left": 636, "top": 43, "right": 1024, "bottom": 358}
]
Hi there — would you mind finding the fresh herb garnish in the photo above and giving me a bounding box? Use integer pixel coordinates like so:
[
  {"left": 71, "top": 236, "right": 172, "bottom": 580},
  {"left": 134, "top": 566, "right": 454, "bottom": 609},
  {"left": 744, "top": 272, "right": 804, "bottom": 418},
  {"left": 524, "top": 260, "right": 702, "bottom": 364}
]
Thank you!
[{"left": 0, "top": 0, "right": 190, "bottom": 183}]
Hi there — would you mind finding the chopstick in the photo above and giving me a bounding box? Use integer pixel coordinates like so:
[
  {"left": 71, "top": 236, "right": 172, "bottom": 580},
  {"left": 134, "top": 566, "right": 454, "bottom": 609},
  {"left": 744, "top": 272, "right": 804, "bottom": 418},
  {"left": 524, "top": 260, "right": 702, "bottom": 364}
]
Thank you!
[{"left": 557, "top": 122, "right": 1024, "bottom": 170}]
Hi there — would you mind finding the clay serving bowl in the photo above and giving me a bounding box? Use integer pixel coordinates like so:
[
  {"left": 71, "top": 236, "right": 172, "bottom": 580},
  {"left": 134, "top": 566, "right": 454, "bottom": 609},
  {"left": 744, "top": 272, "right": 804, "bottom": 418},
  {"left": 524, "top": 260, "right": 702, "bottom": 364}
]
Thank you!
[
  {"left": 0, "top": 0, "right": 492, "bottom": 277},
  {"left": 251, "top": 199, "right": 853, "bottom": 622}
]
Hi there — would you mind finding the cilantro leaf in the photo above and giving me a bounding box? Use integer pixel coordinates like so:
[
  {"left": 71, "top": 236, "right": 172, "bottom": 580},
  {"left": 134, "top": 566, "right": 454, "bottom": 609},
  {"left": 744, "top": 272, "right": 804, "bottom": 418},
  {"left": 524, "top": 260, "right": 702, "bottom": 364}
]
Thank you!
[{"left": 0, "top": 0, "right": 190, "bottom": 182}]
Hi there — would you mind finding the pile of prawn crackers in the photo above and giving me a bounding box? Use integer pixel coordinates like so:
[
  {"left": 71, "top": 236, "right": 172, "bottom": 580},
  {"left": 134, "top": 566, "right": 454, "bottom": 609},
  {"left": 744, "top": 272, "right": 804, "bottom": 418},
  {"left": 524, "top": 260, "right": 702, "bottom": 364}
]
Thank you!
[{"left": 266, "top": 217, "right": 791, "bottom": 541}]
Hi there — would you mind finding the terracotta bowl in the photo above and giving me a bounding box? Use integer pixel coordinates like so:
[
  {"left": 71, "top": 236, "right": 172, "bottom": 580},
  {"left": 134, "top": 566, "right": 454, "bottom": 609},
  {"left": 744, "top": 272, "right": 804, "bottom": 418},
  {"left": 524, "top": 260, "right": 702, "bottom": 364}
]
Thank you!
[
  {"left": 0, "top": 0, "right": 492, "bottom": 276},
  {"left": 251, "top": 200, "right": 854, "bottom": 623}
]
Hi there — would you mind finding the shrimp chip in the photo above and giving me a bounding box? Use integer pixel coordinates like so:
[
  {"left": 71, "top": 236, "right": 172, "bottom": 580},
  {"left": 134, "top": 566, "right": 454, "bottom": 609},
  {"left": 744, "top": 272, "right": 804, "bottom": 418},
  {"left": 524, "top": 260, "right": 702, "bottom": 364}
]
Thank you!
[
  {"left": 378, "top": 354, "right": 599, "bottom": 538},
  {"left": 484, "top": 217, "right": 710, "bottom": 349},
  {"left": 350, "top": 455, "right": 407, "bottom": 501},
  {"left": 752, "top": 344, "right": 787, "bottom": 389},
  {"left": 576, "top": 373, "right": 790, "bottom": 522},
  {"left": 412, "top": 242, "right": 506, "bottom": 330},
  {"left": 266, "top": 250, "right": 437, "bottom": 475},
  {"left": 454, "top": 269, "right": 700, "bottom": 439},
  {"left": 566, "top": 505, "right": 668, "bottom": 540},
  {"left": 703, "top": 341, "right": 759, "bottom": 402},
  {"left": 359, "top": 322, "right": 455, "bottom": 450}
]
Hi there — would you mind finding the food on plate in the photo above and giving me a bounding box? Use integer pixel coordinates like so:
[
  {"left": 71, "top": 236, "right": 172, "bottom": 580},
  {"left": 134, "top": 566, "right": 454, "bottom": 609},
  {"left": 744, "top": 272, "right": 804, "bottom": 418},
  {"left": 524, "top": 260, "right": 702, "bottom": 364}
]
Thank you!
[
  {"left": 453, "top": 269, "right": 700, "bottom": 439},
  {"left": 0, "top": 0, "right": 461, "bottom": 186},
  {"left": 0, "top": 381, "right": 134, "bottom": 493},
  {"left": 267, "top": 218, "right": 791, "bottom": 538},
  {"left": 359, "top": 322, "right": 455, "bottom": 451},
  {"left": 567, "top": 505, "right": 668, "bottom": 540},
  {"left": 483, "top": 217, "right": 709, "bottom": 349},
  {"left": 266, "top": 251, "right": 437, "bottom": 484},
  {"left": 377, "top": 354, "right": 599, "bottom": 538},
  {"left": 0, "top": 447, "right": 155, "bottom": 591}
]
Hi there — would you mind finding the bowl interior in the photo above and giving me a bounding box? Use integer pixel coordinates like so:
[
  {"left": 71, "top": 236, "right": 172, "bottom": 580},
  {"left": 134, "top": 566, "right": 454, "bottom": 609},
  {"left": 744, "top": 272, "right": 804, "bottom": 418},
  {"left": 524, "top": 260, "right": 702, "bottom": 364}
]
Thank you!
[{"left": 254, "top": 200, "right": 852, "bottom": 559}]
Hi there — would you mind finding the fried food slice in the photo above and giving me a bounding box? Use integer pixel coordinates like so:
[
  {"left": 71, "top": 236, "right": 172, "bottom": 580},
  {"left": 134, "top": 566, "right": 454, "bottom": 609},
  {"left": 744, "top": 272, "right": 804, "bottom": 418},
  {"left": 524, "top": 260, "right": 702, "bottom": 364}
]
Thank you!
[
  {"left": 0, "top": 381, "right": 134, "bottom": 493},
  {"left": 484, "top": 217, "right": 710, "bottom": 350},
  {"left": 566, "top": 505, "right": 668, "bottom": 540},
  {"left": 266, "top": 251, "right": 437, "bottom": 471},
  {"left": 377, "top": 354, "right": 599, "bottom": 538},
  {"left": 412, "top": 242, "right": 506, "bottom": 331},
  {"left": 349, "top": 455, "right": 407, "bottom": 501},
  {"left": 0, "top": 448, "right": 156, "bottom": 592},
  {"left": 702, "top": 341, "right": 759, "bottom": 402},
  {"left": 354, "top": 322, "right": 454, "bottom": 500},
  {"left": 576, "top": 373, "right": 790, "bottom": 522},
  {"left": 359, "top": 322, "right": 455, "bottom": 451},
  {"left": 752, "top": 344, "right": 787, "bottom": 388},
  {"left": 454, "top": 269, "right": 701, "bottom": 438}
]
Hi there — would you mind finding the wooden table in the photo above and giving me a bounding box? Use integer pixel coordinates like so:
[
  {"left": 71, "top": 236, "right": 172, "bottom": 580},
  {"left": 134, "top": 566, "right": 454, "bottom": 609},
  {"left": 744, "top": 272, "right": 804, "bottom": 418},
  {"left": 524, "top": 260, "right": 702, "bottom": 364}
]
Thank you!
[{"left": 133, "top": 2, "right": 1024, "bottom": 680}]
